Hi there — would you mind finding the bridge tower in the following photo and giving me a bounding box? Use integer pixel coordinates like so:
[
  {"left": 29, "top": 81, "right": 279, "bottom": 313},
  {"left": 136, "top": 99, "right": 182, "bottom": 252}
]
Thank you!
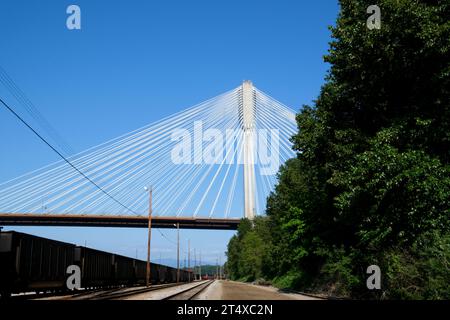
[{"left": 240, "top": 80, "right": 256, "bottom": 220}]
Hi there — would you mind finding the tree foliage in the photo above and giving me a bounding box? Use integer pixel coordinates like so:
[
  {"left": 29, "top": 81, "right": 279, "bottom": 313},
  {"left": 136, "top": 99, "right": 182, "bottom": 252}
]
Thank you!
[{"left": 226, "top": 0, "right": 450, "bottom": 299}]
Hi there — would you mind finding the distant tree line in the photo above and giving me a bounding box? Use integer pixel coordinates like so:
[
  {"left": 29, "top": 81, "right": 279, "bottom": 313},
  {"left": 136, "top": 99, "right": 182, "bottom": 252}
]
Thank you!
[
  {"left": 225, "top": 0, "right": 449, "bottom": 299},
  {"left": 186, "top": 265, "right": 222, "bottom": 277}
]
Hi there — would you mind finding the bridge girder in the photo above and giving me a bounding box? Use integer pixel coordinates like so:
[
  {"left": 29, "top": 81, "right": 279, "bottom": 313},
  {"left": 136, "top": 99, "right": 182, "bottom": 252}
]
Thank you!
[{"left": 0, "top": 213, "right": 240, "bottom": 230}]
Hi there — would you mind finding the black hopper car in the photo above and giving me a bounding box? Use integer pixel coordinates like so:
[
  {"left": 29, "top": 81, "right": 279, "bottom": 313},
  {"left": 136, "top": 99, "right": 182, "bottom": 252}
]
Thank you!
[{"left": 0, "top": 231, "right": 192, "bottom": 298}]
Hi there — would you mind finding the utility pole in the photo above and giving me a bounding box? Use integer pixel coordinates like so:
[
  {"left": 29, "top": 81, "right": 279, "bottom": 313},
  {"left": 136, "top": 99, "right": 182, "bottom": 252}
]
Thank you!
[
  {"left": 194, "top": 248, "right": 196, "bottom": 281},
  {"left": 216, "top": 257, "right": 219, "bottom": 280},
  {"left": 188, "top": 239, "right": 191, "bottom": 282},
  {"left": 145, "top": 186, "right": 153, "bottom": 287},
  {"left": 199, "top": 251, "right": 202, "bottom": 280},
  {"left": 176, "top": 222, "right": 180, "bottom": 283},
  {"left": 219, "top": 256, "right": 222, "bottom": 280}
]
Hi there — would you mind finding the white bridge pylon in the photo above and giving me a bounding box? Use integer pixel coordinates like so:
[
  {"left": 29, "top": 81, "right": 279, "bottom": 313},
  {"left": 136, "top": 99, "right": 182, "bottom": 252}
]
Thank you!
[
  {"left": 241, "top": 81, "right": 257, "bottom": 219},
  {"left": 0, "top": 82, "right": 298, "bottom": 219}
]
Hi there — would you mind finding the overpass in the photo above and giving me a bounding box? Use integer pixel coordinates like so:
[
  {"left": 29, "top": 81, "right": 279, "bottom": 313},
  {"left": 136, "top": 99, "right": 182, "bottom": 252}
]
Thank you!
[{"left": 0, "top": 213, "right": 240, "bottom": 230}]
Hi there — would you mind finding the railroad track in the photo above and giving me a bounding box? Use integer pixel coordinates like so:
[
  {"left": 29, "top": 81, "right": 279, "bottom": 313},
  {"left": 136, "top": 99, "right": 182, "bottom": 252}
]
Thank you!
[
  {"left": 9, "top": 287, "right": 110, "bottom": 301},
  {"left": 11, "top": 280, "right": 213, "bottom": 300},
  {"left": 80, "top": 282, "right": 186, "bottom": 300},
  {"left": 66, "top": 286, "right": 146, "bottom": 300},
  {"left": 16, "top": 282, "right": 194, "bottom": 300},
  {"left": 162, "top": 280, "right": 214, "bottom": 300}
]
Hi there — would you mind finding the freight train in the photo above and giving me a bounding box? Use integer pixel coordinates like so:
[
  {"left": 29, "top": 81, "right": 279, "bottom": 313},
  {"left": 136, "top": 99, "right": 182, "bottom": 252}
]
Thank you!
[{"left": 0, "top": 231, "right": 192, "bottom": 299}]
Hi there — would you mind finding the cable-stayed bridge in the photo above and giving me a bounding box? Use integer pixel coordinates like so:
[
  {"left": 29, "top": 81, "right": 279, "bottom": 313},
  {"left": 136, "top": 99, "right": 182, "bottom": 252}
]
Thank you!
[{"left": 0, "top": 81, "right": 297, "bottom": 229}]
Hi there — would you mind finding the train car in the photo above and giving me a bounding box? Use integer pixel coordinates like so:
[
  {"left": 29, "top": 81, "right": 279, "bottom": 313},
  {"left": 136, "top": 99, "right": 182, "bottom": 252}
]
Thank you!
[
  {"left": 134, "top": 258, "right": 146, "bottom": 285},
  {"left": 181, "top": 270, "right": 189, "bottom": 282},
  {"left": 133, "top": 259, "right": 160, "bottom": 285},
  {"left": 0, "top": 231, "right": 75, "bottom": 298},
  {"left": 150, "top": 261, "right": 158, "bottom": 284},
  {"left": 168, "top": 266, "right": 177, "bottom": 283},
  {"left": 157, "top": 264, "right": 167, "bottom": 283},
  {"left": 0, "top": 231, "right": 194, "bottom": 298},
  {"left": 201, "top": 274, "right": 212, "bottom": 280},
  {"left": 75, "top": 246, "right": 115, "bottom": 288},
  {"left": 150, "top": 262, "right": 159, "bottom": 284},
  {"left": 179, "top": 269, "right": 185, "bottom": 282},
  {"left": 112, "top": 253, "right": 136, "bottom": 285}
]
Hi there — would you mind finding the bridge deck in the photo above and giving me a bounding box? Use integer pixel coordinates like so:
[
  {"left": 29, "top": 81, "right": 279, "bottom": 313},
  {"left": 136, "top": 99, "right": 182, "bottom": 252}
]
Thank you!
[{"left": 0, "top": 213, "right": 241, "bottom": 230}]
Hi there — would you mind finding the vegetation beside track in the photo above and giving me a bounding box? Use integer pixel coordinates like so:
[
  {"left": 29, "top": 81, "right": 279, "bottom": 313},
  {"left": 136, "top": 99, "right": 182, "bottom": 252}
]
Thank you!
[{"left": 226, "top": 0, "right": 450, "bottom": 300}]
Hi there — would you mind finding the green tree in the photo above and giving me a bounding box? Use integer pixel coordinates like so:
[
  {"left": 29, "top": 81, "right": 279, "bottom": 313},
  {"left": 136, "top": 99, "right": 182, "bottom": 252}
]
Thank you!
[{"left": 227, "top": 0, "right": 450, "bottom": 299}]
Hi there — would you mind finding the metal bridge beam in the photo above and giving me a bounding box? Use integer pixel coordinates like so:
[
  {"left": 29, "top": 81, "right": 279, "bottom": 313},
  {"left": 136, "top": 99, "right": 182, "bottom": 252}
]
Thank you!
[{"left": 0, "top": 213, "right": 240, "bottom": 230}]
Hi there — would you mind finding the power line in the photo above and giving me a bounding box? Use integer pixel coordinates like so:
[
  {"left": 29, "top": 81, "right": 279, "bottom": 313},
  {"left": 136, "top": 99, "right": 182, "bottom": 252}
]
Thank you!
[
  {"left": 0, "top": 95, "right": 180, "bottom": 246},
  {"left": 157, "top": 229, "right": 177, "bottom": 245},
  {"left": 0, "top": 96, "right": 138, "bottom": 215},
  {"left": 0, "top": 66, "right": 74, "bottom": 156}
]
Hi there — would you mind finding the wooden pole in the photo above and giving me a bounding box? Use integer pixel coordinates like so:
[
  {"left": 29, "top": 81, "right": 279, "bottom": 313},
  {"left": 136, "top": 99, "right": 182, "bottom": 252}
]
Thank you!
[
  {"left": 176, "top": 222, "right": 180, "bottom": 283},
  {"left": 188, "top": 239, "right": 191, "bottom": 282},
  {"left": 146, "top": 187, "right": 153, "bottom": 287}
]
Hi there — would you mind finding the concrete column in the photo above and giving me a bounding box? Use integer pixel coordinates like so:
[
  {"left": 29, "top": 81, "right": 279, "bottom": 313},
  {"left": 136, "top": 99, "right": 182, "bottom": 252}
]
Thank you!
[{"left": 241, "top": 80, "right": 256, "bottom": 220}]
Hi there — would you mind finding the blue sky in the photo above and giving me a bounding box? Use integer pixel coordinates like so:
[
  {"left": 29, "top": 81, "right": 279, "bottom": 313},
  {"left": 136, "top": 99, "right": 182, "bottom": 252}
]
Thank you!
[{"left": 0, "top": 0, "right": 338, "bottom": 266}]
